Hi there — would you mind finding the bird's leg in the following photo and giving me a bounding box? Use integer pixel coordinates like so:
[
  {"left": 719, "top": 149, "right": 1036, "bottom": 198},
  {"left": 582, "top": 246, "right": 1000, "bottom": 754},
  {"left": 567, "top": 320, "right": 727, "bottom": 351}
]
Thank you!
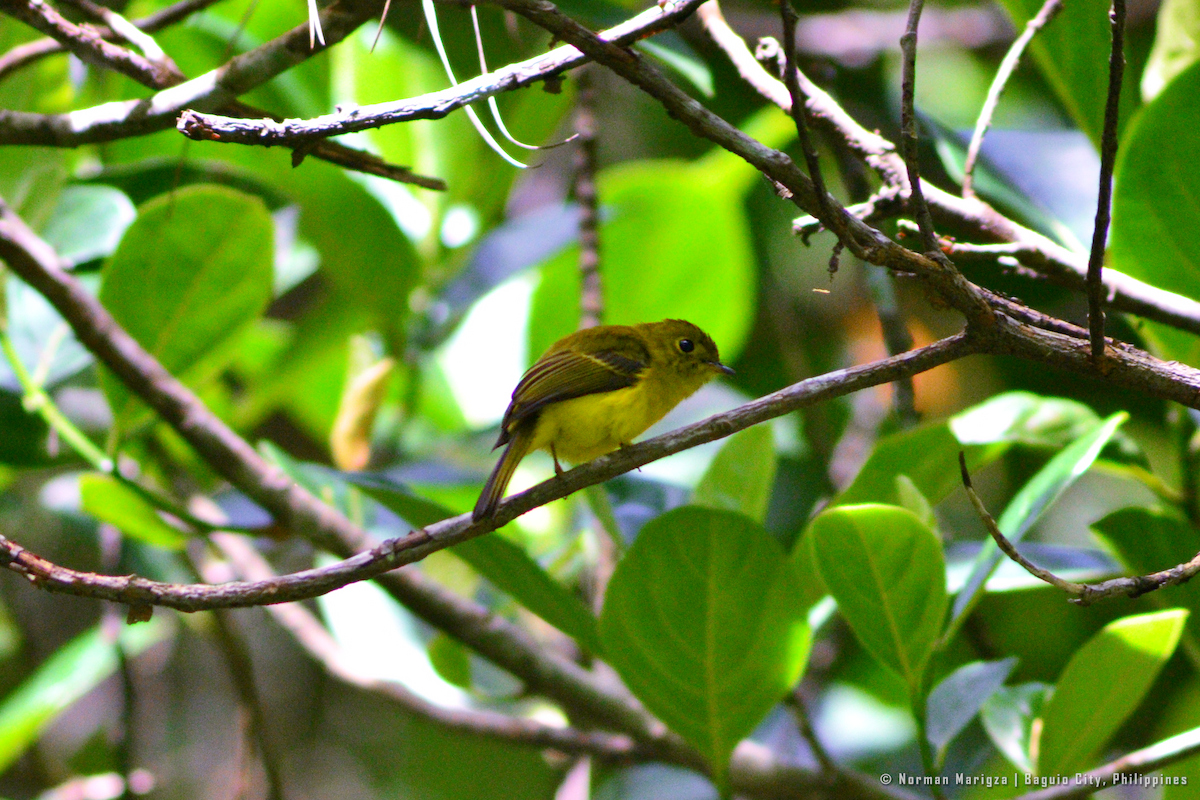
[{"left": 551, "top": 443, "right": 564, "bottom": 476}]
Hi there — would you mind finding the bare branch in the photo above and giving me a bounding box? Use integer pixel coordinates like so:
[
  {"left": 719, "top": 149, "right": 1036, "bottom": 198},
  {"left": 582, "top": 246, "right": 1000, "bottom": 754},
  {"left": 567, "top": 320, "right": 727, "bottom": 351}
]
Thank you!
[
  {"left": 0, "top": 0, "right": 183, "bottom": 87},
  {"left": 960, "top": 453, "right": 1200, "bottom": 606},
  {"left": 961, "top": 0, "right": 1062, "bottom": 197},
  {"left": 1086, "top": 0, "right": 1127, "bottom": 361},
  {"left": 700, "top": 4, "right": 1200, "bottom": 340},
  {"left": 176, "top": 0, "right": 708, "bottom": 147},
  {"left": 897, "top": 0, "right": 939, "bottom": 252},
  {"left": 0, "top": 0, "right": 384, "bottom": 146},
  {"left": 0, "top": 0, "right": 224, "bottom": 82}
]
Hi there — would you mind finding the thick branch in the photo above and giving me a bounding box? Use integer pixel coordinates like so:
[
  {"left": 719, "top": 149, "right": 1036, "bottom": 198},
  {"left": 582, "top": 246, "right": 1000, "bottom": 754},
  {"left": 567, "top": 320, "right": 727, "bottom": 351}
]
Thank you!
[{"left": 0, "top": 333, "right": 980, "bottom": 611}]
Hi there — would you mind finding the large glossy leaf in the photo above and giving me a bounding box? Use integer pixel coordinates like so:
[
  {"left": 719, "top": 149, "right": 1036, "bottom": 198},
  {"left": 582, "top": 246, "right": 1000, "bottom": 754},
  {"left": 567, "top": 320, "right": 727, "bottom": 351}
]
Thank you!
[
  {"left": 926, "top": 658, "right": 1018, "bottom": 764},
  {"left": 99, "top": 185, "right": 274, "bottom": 433},
  {"left": 1110, "top": 60, "right": 1200, "bottom": 365},
  {"left": 692, "top": 424, "right": 776, "bottom": 524},
  {"left": 996, "top": 0, "right": 1138, "bottom": 148},
  {"left": 1038, "top": 609, "right": 1188, "bottom": 774},
  {"left": 0, "top": 274, "right": 95, "bottom": 391},
  {"left": 599, "top": 506, "right": 810, "bottom": 788},
  {"left": 948, "top": 413, "right": 1127, "bottom": 636},
  {"left": 836, "top": 422, "right": 1002, "bottom": 508},
  {"left": 0, "top": 619, "right": 167, "bottom": 773},
  {"left": 808, "top": 504, "right": 946, "bottom": 695},
  {"left": 350, "top": 477, "right": 603, "bottom": 655},
  {"left": 79, "top": 474, "right": 189, "bottom": 550}
]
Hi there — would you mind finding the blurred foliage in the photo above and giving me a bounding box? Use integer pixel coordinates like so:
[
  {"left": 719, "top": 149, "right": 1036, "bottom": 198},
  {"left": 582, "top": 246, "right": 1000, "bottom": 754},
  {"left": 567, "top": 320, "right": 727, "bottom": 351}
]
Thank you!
[{"left": 1, "top": 0, "right": 1199, "bottom": 796}]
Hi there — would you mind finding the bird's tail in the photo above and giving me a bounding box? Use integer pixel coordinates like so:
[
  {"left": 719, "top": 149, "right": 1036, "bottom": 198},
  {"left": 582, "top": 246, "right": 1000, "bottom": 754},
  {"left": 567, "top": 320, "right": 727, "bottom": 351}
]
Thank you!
[{"left": 473, "top": 428, "right": 533, "bottom": 521}]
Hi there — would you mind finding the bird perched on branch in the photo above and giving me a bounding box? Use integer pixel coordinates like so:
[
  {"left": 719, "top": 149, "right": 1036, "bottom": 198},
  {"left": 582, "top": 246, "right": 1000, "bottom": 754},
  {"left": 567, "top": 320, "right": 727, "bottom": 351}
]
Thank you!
[{"left": 472, "top": 319, "right": 734, "bottom": 521}]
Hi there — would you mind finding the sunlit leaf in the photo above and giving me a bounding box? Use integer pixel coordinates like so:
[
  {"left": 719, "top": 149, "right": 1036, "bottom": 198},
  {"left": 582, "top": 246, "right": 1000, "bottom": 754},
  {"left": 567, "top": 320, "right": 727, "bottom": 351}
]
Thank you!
[
  {"left": 0, "top": 619, "right": 168, "bottom": 773},
  {"left": 693, "top": 424, "right": 776, "bottom": 523},
  {"left": 100, "top": 185, "right": 274, "bottom": 433},
  {"left": 79, "top": 474, "right": 189, "bottom": 549},
  {"left": 808, "top": 504, "right": 946, "bottom": 696},
  {"left": 1038, "top": 609, "right": 1188, "bottom": 774},
  {"left": 600, "top": 507, "right": 810, "bottom": 788}
]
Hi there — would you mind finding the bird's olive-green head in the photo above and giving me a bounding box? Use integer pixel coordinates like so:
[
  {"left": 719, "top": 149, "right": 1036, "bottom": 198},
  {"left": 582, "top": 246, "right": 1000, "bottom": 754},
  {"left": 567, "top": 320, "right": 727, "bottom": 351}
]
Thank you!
[{"left": 636, "top": 319, "right": 734, "bottom": 382}]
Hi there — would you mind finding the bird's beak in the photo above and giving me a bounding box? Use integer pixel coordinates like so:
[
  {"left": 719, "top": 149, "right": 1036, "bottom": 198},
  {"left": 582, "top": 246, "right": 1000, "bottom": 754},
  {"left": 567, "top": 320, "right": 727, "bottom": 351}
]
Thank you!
[{"left": 709, "top": 361, "right": 735, "bottom": 377}]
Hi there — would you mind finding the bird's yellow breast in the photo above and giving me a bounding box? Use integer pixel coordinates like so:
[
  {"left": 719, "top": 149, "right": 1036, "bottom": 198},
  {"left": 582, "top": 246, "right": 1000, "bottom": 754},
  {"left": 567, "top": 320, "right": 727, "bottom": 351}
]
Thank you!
[{"left": 524, "top": 365, "right": 709, "bottom": 464}]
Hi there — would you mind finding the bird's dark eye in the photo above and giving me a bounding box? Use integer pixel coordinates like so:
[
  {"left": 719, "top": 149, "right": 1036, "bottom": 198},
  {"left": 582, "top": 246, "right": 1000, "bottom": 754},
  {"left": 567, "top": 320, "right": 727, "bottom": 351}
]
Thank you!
[{"left": 678, "top": 338, "right": 694, "bottom": 353}]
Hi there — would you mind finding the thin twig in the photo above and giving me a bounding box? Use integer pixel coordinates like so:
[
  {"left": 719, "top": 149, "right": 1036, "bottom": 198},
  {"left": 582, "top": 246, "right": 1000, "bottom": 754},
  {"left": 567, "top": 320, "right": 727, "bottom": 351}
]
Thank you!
[
  {"left": 0, "top": 0, "right": 183, "bottom": 87},
  {"left": 961, "top": 0, "right": 1062, "bottom": 198},
  {"left": 175, "top": 0, "right": 708, "bottom": 148},
  {"left": 787, "top": 689, "right": 837, "bottom": 775},
  {"left": 0, "top": 0, "right": 384, "bottom": 146},
  {"left": 779, "top": 0, "right": 846, "bottom": 245},
  {"left": 0, "top": 0, "right": 225, "bottom": 82},
  {"left": 960, "top": 452, "right": 1200, "bottom": 606},
  {"left": 897, "top": 0, "right": 939, "bottom": 253},
  {"left": 1086, "top": 0, "right": 1127, "bottom": 362},
  {"left": 574, "top": 66, "right": 603, "bottom": 329},
  {"left": 59, "top": 0, "right": 170, "bottom": 62}
]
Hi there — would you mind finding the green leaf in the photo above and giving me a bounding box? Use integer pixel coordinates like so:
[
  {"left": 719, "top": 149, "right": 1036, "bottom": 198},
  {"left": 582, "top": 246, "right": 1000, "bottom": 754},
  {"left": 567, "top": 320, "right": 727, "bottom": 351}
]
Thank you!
[
  {"left": 981, "top": 682, "right": 1053, "bottom": 773},
  {"left": 926, "top": 658, "right": 1018, "bottom": 764},
  {"left": 599, "top": 507, "right": 810, "bottom": 788},
  {"left": 836, "top": 422, "right": 1003, "bottom": 508},
  {"left": 99, "top": 185, "right": 274, "bottom": 433},
  {"left": 949, "top": 391, "right": 1104, "bottom": 449},
  {"left": 79, "top": 474, "right": 189, "bottom": 549},
  {"left": 948, "top": 412, "right": 1127, "bottom": 635},
  {"left": 39, "top": 185, "right": 135, "bottom": 268},
  {"left": 0, "top": 619, "right": 168, "bottom": 773},
  {"left": 996, "top": 0, "right": 1138, "bottom": 148},
  {"left": 1142, "top": 0, "right": 1200, "bottom": 101},
  {"left": 1038, "top": 609, "right": 1188, "bottom": 774},
  {"left": 352, "top": 478, "right": 603, "bottom": 655},
  {"left": 638, "top": 39, "right": 713, "bottom": 97},
  {"left": 808, "top": 504, "right": 947, "bottom": 696},
  {"left": 692, "top": 424, "right": 776, "bottom": 524},
  {"left": 1111, "top": 60, "right": 1200, "bottom": 364}
]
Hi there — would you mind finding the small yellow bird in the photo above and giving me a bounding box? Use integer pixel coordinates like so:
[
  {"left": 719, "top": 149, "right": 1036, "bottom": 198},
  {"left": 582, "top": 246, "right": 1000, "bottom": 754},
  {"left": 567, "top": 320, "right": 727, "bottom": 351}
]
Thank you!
[{"left": 472, "top": 319, "right": 734, "bottom": 521}]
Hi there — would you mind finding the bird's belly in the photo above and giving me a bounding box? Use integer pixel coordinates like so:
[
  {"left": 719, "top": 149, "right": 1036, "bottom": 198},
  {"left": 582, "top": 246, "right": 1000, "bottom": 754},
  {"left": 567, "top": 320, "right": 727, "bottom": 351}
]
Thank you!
[{"left": 531, "top": 386, "right": 660, "bottom": 464}]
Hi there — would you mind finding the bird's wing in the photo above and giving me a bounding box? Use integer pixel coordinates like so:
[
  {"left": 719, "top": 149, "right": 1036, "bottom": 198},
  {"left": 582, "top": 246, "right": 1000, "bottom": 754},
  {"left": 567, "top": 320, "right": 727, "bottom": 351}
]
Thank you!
[{"left": 495, "top": 346, "right": 648, "bottom": 446}]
